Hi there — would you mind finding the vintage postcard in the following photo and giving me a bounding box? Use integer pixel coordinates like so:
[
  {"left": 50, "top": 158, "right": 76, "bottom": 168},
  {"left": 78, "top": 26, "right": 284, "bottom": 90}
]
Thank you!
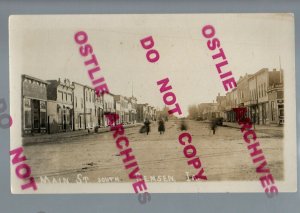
[{"left": 9, "top": 14, "right": 296, "bottom": 195}]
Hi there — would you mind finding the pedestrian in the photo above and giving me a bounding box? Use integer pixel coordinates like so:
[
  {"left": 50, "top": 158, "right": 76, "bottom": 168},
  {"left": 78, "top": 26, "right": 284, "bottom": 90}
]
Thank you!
[
  {"left": 144, "top": 118, "right": 151, "bottom": 135},
  {"left": 180, "top": 118, "right": 188, "bottom": 131},
  {"left": 210, "top": 119, "right": 217, "bottom": 135},
  {"left": 158, "top": 118, "right": 165, "bottom": 134}
]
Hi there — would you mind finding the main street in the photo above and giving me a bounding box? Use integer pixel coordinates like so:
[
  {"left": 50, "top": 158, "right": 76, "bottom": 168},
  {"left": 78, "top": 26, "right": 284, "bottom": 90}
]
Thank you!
[{"left": 24, "top": 119, "right": 283, "bottom": 183}]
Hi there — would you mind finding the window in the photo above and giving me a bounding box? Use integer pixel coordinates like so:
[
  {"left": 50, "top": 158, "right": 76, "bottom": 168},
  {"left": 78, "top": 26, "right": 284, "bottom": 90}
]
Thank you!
[
  {"left": 40, "top": 101, "right": 46, "bottom": 109},
  {"left": 58, "top": 110, "right": 62, "bottom": 123},
  {"left": 271, "top": 101, "right": 275, "bottom": 121},
  {"left": 40, "top": 112, "right": 46, "bottom": 128},
  {"left": 264, "top": 83, "right": 267, "bottom": 96},
  {"left": 279, "top": 106, "right": 284, "bottom": 116},
  {"left": 58, "top": 91, "right": 63, "bottom": 101},
  {"left": 65, "top": 93, "right": 67, "bottom": 101},
  {"left": 24, "top": 98, "right": 32, "bottom": 129},
  {"left": 66, "top": 113, "right": 70, "bottom": 123},
  {"left": 68, "top": 94, "right": 72, "bottom": 102},
  {"left": 24, "top": 98, "right": 31, "bottom": 108},
  {"left": 24, "top": 110, "right": 31, "bottom": 128},
  {"left": 75, "top": 97, "right": 77, "bottom": 108}
]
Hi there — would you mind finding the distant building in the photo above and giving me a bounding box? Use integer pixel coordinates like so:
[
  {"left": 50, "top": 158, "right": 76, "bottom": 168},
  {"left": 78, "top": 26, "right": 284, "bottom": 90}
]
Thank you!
[
  {"left": 199, "top": 68, "right": 284, "bottom": 126},
  {"left": 47, "top": 78, "right": 74, "bottom": 133},
  {"left": 114, "top": 95, "right": 129, "bottom": 124},
  {"left": 127, "top": 97, "right": 137, "bottom": 124},
  {"left": 103, "top": 92, "right": 115, "bottom": 126},
  {"left": 237, "top": 74, "right": 252, "bottom": 120},
  {"left": 72, "top": 82, "right": 85, "bottom": 130},
  {"left": 224, "top": 88, "right": 238, "bottom": 122},
  {"left": 197, "top": 103, "right": 216, "bottom": 120},
  {"left": 84, "top": 86, "right": 96, "bottom": 129},
  {"left": 95, "top": 91, "right": 105, "bottom": 127},
  {"left": 137, "top": 104, "right": 147, "bottom": 122},
  {"left": 22, "top": 75, "right": 48, "bottom": 135},
  {"left": 216, "top": 93, "right": 226, "bottom": 119}
]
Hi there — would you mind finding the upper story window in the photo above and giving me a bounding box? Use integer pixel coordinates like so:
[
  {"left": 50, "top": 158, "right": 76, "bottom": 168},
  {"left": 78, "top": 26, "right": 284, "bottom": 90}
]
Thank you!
[{"left": 58, "top": 91, "right": 63, "bottom": 101}]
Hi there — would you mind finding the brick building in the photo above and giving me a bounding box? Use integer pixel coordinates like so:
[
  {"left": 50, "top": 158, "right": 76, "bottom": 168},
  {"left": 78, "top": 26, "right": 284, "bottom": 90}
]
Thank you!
[{"left": 22, "top": 75, "right": 48, "bottom": 135}]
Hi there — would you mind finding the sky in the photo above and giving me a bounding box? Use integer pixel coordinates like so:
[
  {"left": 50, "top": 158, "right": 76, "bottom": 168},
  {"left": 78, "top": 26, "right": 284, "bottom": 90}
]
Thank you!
[{"left": 10, "top": 14, "right": 294, "bottom": 116}]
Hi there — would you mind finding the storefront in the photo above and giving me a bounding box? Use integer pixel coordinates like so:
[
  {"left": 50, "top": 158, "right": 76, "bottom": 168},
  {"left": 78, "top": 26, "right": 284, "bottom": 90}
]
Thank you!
[
  {"left": 22, "top": 75, "right": 48, "bottom": 135},
  {"left": 268, "top": 84, "right": 284, "bottom": 125}
]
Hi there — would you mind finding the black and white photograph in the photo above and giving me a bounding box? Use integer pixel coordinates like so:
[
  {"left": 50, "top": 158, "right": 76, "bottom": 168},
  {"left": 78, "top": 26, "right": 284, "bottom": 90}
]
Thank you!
[{"left": 9, "top": 14, "right": 296, "bottom": 193}]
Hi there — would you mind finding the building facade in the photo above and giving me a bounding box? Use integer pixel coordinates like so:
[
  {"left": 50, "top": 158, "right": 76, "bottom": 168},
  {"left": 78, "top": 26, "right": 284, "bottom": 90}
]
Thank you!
[
  {"left": 268, "top": 83, "right": 284, "bottom": 125},
  {"left": 22, "top": 75, "right": 48, "bottom": 135},
  {"left": 95, "top": 92, "right": 105, "bottom": 127},
  {"left": 22, "top": 75, "right": 158, "bottom": 136},
  {"left": 72, "top": 82, "right": 85, "bottom": 130},
  {"left": 47, "top": 78, "right": 74, "bottom": 133},
  {"left": 84, "top": 86, "right": 97, "bottom": 129},
  {"left": 137, "top": 104, "right": 147, "bottom": 122},
  {"left": 103, "top": 92, "right": 115, "bottom": 126},
  {"left": 195, "top": 68, "right": 284, "bottom": 126}
]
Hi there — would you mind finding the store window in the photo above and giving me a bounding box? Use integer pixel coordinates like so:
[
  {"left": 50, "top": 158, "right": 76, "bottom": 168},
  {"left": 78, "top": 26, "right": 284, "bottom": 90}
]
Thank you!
[
  {"left": 24, "top": 98, "right": 32, "bottom": 129},
  {"left": 24, "top": 111, "right": 31, "bottom": 128},
  {"left": 40, "top": 112, "right": 46, "bottom": 128}
]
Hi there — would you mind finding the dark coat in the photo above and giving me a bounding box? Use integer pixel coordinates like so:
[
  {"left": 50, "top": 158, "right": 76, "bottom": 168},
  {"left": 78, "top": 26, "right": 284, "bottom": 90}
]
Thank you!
[{"left": 158, "top": 120, "right": 165, "bottom": 132}]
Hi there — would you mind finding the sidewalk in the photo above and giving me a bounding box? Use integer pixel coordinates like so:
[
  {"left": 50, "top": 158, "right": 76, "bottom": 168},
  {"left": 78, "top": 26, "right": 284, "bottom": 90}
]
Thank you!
[
  {"left": 222, "top": 121, "right": 284, "bottom": 137},
  {"left": 23, "top": 123, "right": 142, "bottom": 145}
]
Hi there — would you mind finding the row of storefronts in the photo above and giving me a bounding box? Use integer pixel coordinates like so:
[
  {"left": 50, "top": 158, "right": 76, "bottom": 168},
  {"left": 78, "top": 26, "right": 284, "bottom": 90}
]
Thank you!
[
  {"left": 197, "top": 68, "right": 284, "bottom": 125},
  {"left": 21, "top": 75, "right": 157, "bottom": 135}
]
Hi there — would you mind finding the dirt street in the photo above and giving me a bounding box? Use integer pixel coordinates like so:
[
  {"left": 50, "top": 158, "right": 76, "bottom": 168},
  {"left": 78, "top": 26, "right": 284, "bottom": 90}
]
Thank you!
[{"left": 23, "top": 119, "right": 283, "bottom": 183}]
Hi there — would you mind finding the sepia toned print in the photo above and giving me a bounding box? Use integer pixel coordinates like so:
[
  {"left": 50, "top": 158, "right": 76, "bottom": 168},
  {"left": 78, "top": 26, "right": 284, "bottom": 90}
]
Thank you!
[{"left": 9, "top": 14, "right": 296, "bottom": 193}]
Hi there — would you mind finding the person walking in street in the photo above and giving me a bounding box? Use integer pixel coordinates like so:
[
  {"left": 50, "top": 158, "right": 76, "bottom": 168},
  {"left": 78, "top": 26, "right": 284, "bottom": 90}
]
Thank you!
[
  {"left": 144, "top": 118, "right": 151, "bottom": 135},
  {"left": 158, "top": 118, "right": 165, "bottom": 134},
  {"left": 210, "top": 119, "right": 218, "bottom": 135},
  {"left": 180, "top": 118, "right": 188, "bottom": 131}
]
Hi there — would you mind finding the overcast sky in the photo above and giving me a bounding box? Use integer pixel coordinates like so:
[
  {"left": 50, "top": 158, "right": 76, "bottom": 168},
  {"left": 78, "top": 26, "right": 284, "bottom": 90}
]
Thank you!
[{"left": 10, "top": 14, "right": 294, "bottom": 116}]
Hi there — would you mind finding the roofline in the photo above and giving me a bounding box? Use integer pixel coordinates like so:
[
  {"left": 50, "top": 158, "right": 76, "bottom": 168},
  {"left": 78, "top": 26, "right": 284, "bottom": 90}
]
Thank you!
[{"left": 22, "top": 74, "right": 50, "bottom": 84}]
